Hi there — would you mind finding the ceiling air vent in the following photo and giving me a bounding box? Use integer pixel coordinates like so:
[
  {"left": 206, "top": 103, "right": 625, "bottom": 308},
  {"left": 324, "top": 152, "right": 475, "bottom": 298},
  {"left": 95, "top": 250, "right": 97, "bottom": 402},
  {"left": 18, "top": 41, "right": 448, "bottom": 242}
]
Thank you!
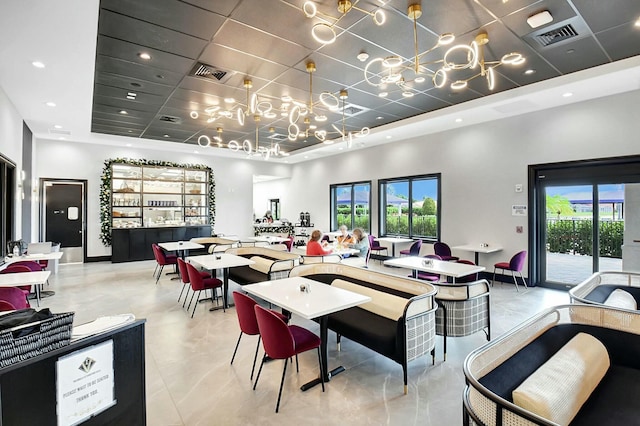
[
  {"left": 267, "top": 133, "right": 288, "bottom": 141},
  {"left": 48, "top": 128, "right": 72, "bottom": 136},
  {"left": 158, "top": 115, "right": 182, "bottom": 124},
  {"left": 534, "top": 24, "right": 579, "bottom": 47},
  {"left": 341, "top": 103, "right": 369, "bottom": 117},
  {"left": 189, "top": 62, "right": 235, "bottom": 84}
]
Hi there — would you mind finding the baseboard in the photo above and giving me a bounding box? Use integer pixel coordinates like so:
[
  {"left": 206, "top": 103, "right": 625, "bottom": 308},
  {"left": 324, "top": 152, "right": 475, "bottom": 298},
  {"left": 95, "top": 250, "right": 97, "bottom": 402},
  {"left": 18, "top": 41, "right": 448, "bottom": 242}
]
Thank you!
[{"left": 86, "top": 256, "right": 111, "bottom": 263}]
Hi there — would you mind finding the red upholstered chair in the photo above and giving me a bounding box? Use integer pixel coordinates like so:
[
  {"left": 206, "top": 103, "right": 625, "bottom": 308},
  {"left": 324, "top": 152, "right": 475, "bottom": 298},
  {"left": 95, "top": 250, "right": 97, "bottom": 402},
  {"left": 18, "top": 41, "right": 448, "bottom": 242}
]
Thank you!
[
  {"left": 0, "top": 287, "right": 29, "bottom": 309},
  {"left": 0, "top": 264, "right": 36, "bottom": 297},
  {"left": 253, "top": 305, "right": 324, "bottom": 413},
  {"left": 451, "top": 259, "right": 478, "bottom": 283},
  {"left": 152, "top": 244, "right": 178, "bottom": 284},
  {"left": 434, "top": 242, "right": 459, "bottom": 262},
  {"left": 176, "top": 258, "right": 210, "bottom": 306},
  {"left": 231, "top": 291, "right": 289, "bottom": 380},
  {"left": 412, "top": 254, "right": 442, "bottom": 282},
  {"left": 185, "top": 261, "right": 224, "bottom": 317},
  {"left": 399, "top": 239, "right": 421, "bottom": 256},
  {"left": 368, "top": 235, "right": 388, "bottom": 263},
  {"left": 493, "top": 250, "right": 527, "bottom": 291},
  {"left": 283, "top": 236, "right": 294, "bottom": 252},
  {"left": 0, "top": 300, "right": 17, "bottom": 311}
]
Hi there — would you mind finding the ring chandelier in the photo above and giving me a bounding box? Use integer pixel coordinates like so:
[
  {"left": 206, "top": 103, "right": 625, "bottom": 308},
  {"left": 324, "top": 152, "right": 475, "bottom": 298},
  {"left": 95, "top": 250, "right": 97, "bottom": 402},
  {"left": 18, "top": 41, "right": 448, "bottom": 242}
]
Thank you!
[
  {"left": 364, "top": 3, "right": 525, "bottom": 96},
  {"left": 302, "top": 0, "right": 388, "bottom": 45}
]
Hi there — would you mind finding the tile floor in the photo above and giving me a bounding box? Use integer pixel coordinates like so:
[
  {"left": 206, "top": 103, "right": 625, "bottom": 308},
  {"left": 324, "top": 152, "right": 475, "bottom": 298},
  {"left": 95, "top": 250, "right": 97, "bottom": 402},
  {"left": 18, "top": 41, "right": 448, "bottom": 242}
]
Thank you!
[{"left": 42, "top": 258, "right": 569, "bottom": 426}]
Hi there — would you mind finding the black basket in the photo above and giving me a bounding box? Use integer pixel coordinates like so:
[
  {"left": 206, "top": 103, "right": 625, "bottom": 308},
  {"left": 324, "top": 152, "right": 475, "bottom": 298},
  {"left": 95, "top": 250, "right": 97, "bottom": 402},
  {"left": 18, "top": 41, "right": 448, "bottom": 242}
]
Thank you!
[{"left": 0, "top": 311, "right": 74, "bottom": 368}]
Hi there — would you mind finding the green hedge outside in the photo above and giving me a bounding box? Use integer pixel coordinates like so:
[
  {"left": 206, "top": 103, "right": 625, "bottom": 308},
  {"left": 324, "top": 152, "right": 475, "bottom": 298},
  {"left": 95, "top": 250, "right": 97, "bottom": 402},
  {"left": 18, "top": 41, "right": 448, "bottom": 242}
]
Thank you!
[
  {"left": 547, "top": 219, "right": 623, "bottom": 258},
  {"left": 385, "top": 215, "right": 437, "bottom": 238}
]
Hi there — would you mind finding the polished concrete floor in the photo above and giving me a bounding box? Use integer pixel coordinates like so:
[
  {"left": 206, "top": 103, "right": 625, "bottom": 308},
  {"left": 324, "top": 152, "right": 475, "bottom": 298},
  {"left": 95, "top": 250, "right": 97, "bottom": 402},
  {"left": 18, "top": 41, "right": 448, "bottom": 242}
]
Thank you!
[{"left": 42, "top": 258, "right": 568, "bottom": 425}]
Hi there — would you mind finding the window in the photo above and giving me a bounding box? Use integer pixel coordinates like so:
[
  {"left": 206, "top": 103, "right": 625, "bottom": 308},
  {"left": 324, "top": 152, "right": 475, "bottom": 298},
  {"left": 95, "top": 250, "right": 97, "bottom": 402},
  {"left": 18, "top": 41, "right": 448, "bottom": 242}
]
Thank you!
[
  {"left": 330, "top": 182, "right": 371, "bottom": 232},
  {"left": 379, "top": 174, "right": 440, "bottom": 240},
  {"left": 0, "top": 154, "right": 16, "bottom": 257}
]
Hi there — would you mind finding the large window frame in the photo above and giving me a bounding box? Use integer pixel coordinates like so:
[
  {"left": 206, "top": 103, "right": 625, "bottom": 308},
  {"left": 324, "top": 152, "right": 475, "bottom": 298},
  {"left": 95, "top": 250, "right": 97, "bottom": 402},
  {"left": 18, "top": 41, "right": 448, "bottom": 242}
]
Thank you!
[
  {"left": 330, "top": 181, "right": 371, "bottom": 232},
  {"left": 379, "top": 174, "right": 441, "bottom": 241}
]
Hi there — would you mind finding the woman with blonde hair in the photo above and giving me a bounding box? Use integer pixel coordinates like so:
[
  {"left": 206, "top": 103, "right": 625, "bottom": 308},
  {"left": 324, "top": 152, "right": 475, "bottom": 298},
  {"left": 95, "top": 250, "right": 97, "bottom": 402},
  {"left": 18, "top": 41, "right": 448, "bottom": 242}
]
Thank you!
[{"left": 306, "top": 230, "right": 332, "bottom": 256}]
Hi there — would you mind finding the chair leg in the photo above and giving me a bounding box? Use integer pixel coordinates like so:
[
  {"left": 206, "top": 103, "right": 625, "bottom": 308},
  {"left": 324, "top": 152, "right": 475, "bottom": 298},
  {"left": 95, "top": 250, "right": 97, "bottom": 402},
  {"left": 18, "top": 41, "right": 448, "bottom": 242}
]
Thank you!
[
  {"left": 178, "top": 283, "right": 187, "bottom": 302},
  {"left": 187, "top": 290, "right": 196, "bottom": 310},
  {"left": 337, "top": 334, "right": 341, "bottom": 351},
  {"left": 156, "top": 265, "right": 164, "bottom": 284},
  {"left": 492, "top": 267, "right": 496, "bottom": 287},
  {"left": 183, "top": 288, "right": 191, "bottom": 308},
  {"left": 191, "top": 290, "right": 202, "bottom": 318},
  {"left": 153, "top": 264, "right": 158, "bottom": 278},
  {"left": 251, "top": 336, "right": 261, "bottom": 380},
  {"left": 317, "top": 347, "right": 325, "bottom": 392},
  {"left": 295, "top": 354, "right": 299, "bottom": 373},
  {"left": 512, "top": 271, "right": 519, "bottom": 292},
  {"left": 230, "top": 332, "right": 243, "bottom": 365},
  {"left": 275, "top": 358, "right": 288, "bottom": 413},
  {"left": 253, "top": 355, "right": 266, "bottom": 390},
  {"left": 519, "top": 271, "right": 527, "bottom": 289}
]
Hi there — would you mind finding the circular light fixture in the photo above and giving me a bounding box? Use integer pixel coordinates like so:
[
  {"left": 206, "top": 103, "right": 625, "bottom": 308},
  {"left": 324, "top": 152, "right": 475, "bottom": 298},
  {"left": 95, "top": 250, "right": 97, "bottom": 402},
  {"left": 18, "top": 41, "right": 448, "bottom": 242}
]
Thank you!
[
  {"left": 373, "top": 10, "right": 386, "bottom": 25},
  {"left": 197, "top": 135, "right": 211, "bottom": 147},
  {"left": 204, "top": 106, "right": 220, "bottom": 114},
  {"left": 32, "top": 61, "right": 45, "bottom": 68},
  {"left": 263, "top": 112, "right": 277, "bottom": 119},
  {"left": 311, "top": 23, "right": 336, "bottom": 44},
  {"left": 314, "top": 115, "right": 327, "bottom": 122},
  {"left": 486, "top": 66, "right": 495, "bottom": 90},
  {"left": 315, "top": 130, "right": 326, "bottom": 141},
  {"left": 228, "top": 140, "right": 240, "bottom": 151},
  {"left": 378, "top": 91, "right": 388, "bottom": 98},
  {"left": 289, "top": 106, "right": 301, "bottom": 124},
  {"left": 303, "top": 1, "right": 317, "bottom": 18},
  {"left": 319, "top": 92, "right": 339, "bottom": 110},
  {"left": 402, "top": 91, "right": 414, "bottom": 97},
  {"left": 190, "top": 111, "right": 199, "bottom": 119},
  {"left": 451, "top": 80, "right": 468, "bottom": 90},
  {"left": 224, "top": 97, "right": 235, "bottom": 103},
  {"left": 119, "top": 110, "right": 128, "bottom": 114},
  {"left": 242, "top": 140, "right": 252, "bottom": 154},
  {"left": 382, "top": 56, "right": 403, "bottom": 68},
  {"left": 501, "top": 52, "right": 525, "bottom": 65},
  {"left": 433, "top": 68, "right": 447, "bottom": 88},
  {"left": 357, "top": 52, "right": 369, "bottom": 62},
  {"left": 443, "top": 44, "right": 477, "bottom": 70},
  {"left": 46, "top": 101, "right": 56, "bottom": 107},
  {"left": 438, "top": 33, "right": 455, "bottom": 45},
  {"left": 364, "top": 57, "right": 385, "bottom": 87},
  {"left": 414, "top": 76, "right": 425, "bottom": 83},
  {"left": 281, "top": 95, "right": 292, "bottom": 102},
  {"left": 138, "top": 52, "right": 151, "bottom": 60},
  {"left": 237, "top": 108, "right": 245, "bottom": 126}
]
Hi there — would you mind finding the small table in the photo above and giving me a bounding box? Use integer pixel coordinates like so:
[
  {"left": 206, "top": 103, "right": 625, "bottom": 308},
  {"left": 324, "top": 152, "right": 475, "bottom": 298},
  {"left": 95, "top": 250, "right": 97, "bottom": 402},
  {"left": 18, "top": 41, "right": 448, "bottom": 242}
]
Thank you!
[
  {"left": 384, "top": 256, "right": 485, "bottom": 283},
  {"left": 451, "top": 244, "right": 503, "bottom": 264},
  {"left": 3, "top": 251, "right": 64, "bottom": 273},
  {"left": 0, "top": 270, "right": 51, "bottom": 306},
  {"left": 248, "top": 236, "right": 290, "bottom": 244},
  {"left": 376, "top": 237, "right": 414, "bottom": 257},
  {"left": 158, "top": 241, "right": 204, "bottom": 259},
  {"left": 244, "top": 277, "right": 371, "bottom": 391},
  {"left": 186, "top": 253, "right": 255, "bottom": 310}
]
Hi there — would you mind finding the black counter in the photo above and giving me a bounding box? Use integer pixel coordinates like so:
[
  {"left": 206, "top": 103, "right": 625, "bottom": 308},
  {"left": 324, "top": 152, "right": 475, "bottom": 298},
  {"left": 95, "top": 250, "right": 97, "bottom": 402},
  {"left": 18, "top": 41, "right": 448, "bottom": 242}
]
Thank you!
[{"left": 112, "top": 225, "right": 211, "bottom": 263}]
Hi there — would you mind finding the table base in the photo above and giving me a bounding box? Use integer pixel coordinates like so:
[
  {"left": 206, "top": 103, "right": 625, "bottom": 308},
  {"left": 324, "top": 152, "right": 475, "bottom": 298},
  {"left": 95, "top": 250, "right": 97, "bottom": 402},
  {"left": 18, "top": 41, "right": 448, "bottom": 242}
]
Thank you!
[{"left": 300, "top": 365, "right": 345, "bottom": 391}]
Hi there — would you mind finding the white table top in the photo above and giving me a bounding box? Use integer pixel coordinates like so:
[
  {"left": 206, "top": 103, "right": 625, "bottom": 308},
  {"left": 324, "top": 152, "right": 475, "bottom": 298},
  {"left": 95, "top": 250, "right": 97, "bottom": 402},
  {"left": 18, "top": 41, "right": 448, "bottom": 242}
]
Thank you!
[
  {"left": 451, "top": 244, "right": 503, "bottom": 254},
  {"left": 376, "top": 237, "right": 414, "bottom": 244},
  {"left": 4, "top": 251, "right": 64, "bottom": 264},
  {"left": 0, "top": 271, "right": 51, "bottom": 287},
  {"left": 248, "top": 236, "right": 290, "bottom": 243},
  {"left": 295, "top": 246, "right": 359, "bottom": 256},
  {"left": 243, "top": 277, "right": 371, "bottom": 320},
  {"left": 187, "top": 253, "right": 255, "bottom": 270},
  {"left": 158, "top": 241, "right": 204, "bottom": 251},
  {"left": 384, "top": 256, "right": 485, "bottom": 278}
]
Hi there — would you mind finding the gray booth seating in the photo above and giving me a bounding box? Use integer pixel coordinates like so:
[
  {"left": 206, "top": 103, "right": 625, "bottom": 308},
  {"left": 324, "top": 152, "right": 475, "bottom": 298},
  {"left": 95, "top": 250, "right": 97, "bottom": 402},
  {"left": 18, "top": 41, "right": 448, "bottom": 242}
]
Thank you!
[
  {"left": 463, "top": 304, "right": 640, "bottom": 426},
  {"left": 570, "top": 271, "right": 640, "bottom": 311},
  {"left": 433, "top": 279, "right": 491, "bottom": 360},
  {"left": 224, "top": 247, "right": 300, "bottom": 285},
  {"left": 289, "top": 263, "right": 437, "bottom": 394},
  {"left": 299, "top": 253, "right": 342, "bottom": 264}
]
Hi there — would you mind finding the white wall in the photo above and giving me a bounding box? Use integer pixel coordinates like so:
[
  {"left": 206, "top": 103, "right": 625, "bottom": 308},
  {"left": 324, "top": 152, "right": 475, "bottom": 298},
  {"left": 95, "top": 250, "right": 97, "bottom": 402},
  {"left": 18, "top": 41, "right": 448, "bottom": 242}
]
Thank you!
[
  {"left": 34, "top": 139, "right": 290, "bottom": 257},
  {"left": 0, "top": 85, "right": 25, "bottom": 238},
  {"left": 253, "top": 178, "right": 291, "bottom": 221},
  {"left": 286, "top": 89, "right": 640, "bottom": 272}
]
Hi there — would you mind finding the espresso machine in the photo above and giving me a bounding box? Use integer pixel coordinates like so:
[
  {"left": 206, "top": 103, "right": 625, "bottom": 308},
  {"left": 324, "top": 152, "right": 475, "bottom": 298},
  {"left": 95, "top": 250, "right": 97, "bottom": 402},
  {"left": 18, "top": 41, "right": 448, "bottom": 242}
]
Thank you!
[{"left": 299, "top": 212, "right": 311, "bottom": 227}]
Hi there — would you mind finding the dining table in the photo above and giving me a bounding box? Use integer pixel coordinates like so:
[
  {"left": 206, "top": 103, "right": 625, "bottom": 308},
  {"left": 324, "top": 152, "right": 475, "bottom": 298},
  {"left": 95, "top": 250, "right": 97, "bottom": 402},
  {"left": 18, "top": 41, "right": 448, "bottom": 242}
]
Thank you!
[
  {"left": 248, "top": 236, "right": 290, "bottom": 244},
  {"left": 295, "top": 246, "right": 359, "bottom": 256},
  {"left": 158, "top": 241, "right": 204, "bottom": 259},
  {"left": 3, "top": 251, "right": 64, "bottom": 273},
  {"left": 384, "top": 256, "right": 486, "bottom": 283},
  {"left": 451, "top": 243, "right": 503, "bottom": 264},
  {"left": 0, "top": 270, "right": 51, "bottom": 306},
  {"left": 186, "top": 253, "right": 255, "bottom": 310},
  {"left": 376, "top": 237, "right": 415, "bottom": 257},
  {"left": 243, "top": 276, "right": 371, "bottom": 391}
]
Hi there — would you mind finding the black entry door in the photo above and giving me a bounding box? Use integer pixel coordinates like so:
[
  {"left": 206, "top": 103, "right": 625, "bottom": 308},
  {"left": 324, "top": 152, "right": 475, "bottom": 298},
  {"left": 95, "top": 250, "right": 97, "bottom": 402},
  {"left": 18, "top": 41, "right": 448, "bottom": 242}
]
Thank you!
[{"left": 43, "top": 181, "right": 84, "bottom": 263}]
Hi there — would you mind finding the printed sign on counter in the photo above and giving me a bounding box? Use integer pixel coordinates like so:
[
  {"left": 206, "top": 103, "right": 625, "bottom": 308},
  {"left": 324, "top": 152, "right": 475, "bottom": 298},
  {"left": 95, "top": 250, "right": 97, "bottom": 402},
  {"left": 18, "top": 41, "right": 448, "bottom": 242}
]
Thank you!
[{"left": 56, "top": 340, "right": 115, "bottom": 426}]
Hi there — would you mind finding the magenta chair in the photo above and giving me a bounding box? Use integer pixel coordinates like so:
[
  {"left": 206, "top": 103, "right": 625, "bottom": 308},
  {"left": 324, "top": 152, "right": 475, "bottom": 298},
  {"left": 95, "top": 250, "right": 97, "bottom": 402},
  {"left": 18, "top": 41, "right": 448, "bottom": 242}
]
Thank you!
[
  {"left": 152, "top": 244, "right": 178, "bottom": 284},
  {"left": 434, "top": 242, "right": 459, "bottom": 262},
  {"left": 185, "top": 261, "right": 224, "bottom": 317},
  {"left": 0, "top": 264, "right": 36, "bottom": 303},
  {"left": 447, "top": 259, "right": 478, "bottom": 283},
  {"left": 0, "top": 300, "right": 17, "bottom": 311},
  {"left": 176, "top": 258, "right": 210, "bottom": 306},
  {"left": 253, "top": 305, "right": 324, "bottom": 413},
  {"left": 493, "top": 250, "right": 527, "bottom": 291},
  {"left": 283, "top": 236, "right": 294, "bottom": 252},
  {"left": 0, "top": 287, "right": 29, "bottom": 309},
  {"left": 231, "top": 291, "right": 289, "bottom": 380},
  {"left": 412, "top": 254, "right": 442, "bottom": 281},
  {"left": 368, "top": 235, "right": 388, "bottom": 263},
  {"left": 399, "top": 239, "right": 422, "bottom": 256}
]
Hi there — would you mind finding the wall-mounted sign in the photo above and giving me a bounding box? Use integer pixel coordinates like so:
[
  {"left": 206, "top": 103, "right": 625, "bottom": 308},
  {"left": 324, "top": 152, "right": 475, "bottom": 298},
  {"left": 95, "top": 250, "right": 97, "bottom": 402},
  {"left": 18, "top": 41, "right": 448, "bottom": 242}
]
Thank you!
[
  {"left": 512, "top": 205, "right": 528, "bottom": 216},
  {"left": 56, "top": 340, "right": 115, "bottom": 426}
]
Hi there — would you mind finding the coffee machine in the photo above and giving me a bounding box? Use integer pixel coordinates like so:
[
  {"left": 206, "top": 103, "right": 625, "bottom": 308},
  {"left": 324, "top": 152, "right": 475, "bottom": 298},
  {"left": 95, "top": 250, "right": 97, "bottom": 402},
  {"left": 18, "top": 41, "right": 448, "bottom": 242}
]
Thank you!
[{"left": 299, "top": 212, "right": 311, "bottom": 227}]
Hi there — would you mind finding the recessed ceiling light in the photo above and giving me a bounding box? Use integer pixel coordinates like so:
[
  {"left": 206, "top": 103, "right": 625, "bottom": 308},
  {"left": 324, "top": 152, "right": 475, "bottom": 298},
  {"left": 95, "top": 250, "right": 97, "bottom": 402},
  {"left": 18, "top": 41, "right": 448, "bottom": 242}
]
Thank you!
[
  {"left": 32, "top": 61, "right": 45, "bottom": 68},
  {"left": 119, "top": 110, "right": 128, "bottom": 114},
  {"left": 338, "top": 147, "right": 344, "bottom": 150},
  {"left": 126, "top": 96, "right": 135, "bottom": 100},
  {"left": 378, "top": 92, "right": 388, "bottom": 98},
  {"left": 138, "top": 52, "right": 151, "bottom": 60},
  {"left": 562, "top": 92, "right": 573, "bottom": 98},
  {"left": 58, "top": 137, "right": 65, "bottom": 140},
  {"left": 194, "top": 150, "right": 199, "bottom": 154},
  {"left": 455, "top": 118, "right": 463, "bottom": 123},
  {"left": 386, "top": 135, "right": 392, "bottom": 139},
  {"left": 304, "top": 156, "right": 309, "bottom": 159},
  {"left": 414, "top": 76, "right": 425, "bottom": 83},
  {"left": 156, "top": 74, "right": 164, "bottom": 79},
  {"left": 356, "top": 52, "right": 369, "bottom": 62},
  {"left": 54, "top": 124, "right": 62, "bottom": 129},
  {"left": 164, "top": 134, "right": 170, "bottom": 138},
  {"left": 527, "top": 10, "right": 553, "bottom": 29},
  {"left": 45, "top": 101, "right": 56, "bottom": 107},
  {"left": 224, "top": 98, "right": 235, "bottom": 103},
  {"left": 635, "top": 17, "right": 640, "bottom": 27},
  {"left": 126, "top": 143, "right": 132, "bottom": 147},
  {"left": 524, "top": 69, "right": 536, "bottom": 75},
  {"left": 128, "top": 130, "right": 133, "bottom": 133},
  {"left": 376, "top": 116, "right": 384, "bottom": 120}
]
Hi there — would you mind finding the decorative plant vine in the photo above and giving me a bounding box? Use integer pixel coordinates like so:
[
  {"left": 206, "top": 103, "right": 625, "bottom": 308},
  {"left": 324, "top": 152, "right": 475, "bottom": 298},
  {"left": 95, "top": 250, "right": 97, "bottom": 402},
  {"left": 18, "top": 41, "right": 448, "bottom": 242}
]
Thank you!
[{"left": 99, "top": 158, "right": 216, "bottom": 246}]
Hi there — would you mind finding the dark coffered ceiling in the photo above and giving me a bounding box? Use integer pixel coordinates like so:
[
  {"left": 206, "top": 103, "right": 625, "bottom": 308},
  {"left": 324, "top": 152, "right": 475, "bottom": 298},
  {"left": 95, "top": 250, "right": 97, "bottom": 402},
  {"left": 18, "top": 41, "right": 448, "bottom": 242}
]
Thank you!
[{"left": 91, "top": 0, "right": 640, "bottom": 154}]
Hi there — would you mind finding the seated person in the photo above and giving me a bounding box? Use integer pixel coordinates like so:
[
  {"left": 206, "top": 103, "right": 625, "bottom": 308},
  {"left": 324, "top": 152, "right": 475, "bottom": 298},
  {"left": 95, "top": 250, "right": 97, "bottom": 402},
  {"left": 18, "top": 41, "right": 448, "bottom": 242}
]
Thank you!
[
  {"left": 263, "top": 210, "right": 274, "bottom": 223},
  {"left": 348, "top": 228, "right": 370, "bottom": 257},
  {"left": 335, "top": 225, "right": 355, "bottom": 246},
  {"left": 306, "top": 230, "right": 333, "bottom": 256}
]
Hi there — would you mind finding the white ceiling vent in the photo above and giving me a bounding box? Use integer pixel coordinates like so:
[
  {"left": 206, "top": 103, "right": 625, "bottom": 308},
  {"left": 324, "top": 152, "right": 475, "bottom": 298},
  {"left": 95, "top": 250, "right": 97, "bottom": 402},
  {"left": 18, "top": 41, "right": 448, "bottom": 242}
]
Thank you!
[
  {"left": 525, "top": 17, "right": 590, "bottom": 50},
  {"left": 267, "top": 133, "right": 287, "bottom": 141},
  {"left": 341, "top": 103, "right": 369, "bottom": 117},
  {"left": 189, "top": 62, "right": 235, "bottom": 84},
  {"left": 534, "top": 24, "right": 579, "bottom": 47}
]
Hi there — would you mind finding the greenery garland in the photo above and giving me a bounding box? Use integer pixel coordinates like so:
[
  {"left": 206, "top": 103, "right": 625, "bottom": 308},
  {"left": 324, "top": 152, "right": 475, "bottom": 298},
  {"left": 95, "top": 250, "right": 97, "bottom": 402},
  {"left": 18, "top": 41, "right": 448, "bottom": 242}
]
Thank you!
[{"left": 99, "top": 158, "right": 216, "bottom": 246}]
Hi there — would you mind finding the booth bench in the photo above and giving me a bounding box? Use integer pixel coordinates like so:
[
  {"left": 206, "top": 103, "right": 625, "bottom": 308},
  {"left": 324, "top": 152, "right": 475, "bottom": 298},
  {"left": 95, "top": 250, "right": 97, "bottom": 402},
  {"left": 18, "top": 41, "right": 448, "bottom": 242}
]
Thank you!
[
  {"left": 224, "top": 247, "right": 299, "bottom": 285},
  {"left": 463, "top": 304, "right": 640, "bottom": 426},
  {"left": 570, "top": 271, "right": 640, "bottom": 311},
  {"left": 289, "top": 263, "right": 437, "bottom": 394}
]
